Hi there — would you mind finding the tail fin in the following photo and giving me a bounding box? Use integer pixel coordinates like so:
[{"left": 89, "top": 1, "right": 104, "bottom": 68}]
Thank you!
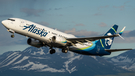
[{"left": 101, "top": 25, "right": 118, "bottom": 49}]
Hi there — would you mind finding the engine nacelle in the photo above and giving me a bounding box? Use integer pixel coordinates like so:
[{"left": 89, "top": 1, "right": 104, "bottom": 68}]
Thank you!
[{"left": 27, "top": 38, "right": 43, "bottom": 48}]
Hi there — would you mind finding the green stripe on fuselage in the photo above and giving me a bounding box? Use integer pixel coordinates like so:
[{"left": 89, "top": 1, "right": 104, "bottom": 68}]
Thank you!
[{"left": 77, "top": 44, "right": 93, "bottom": 50}]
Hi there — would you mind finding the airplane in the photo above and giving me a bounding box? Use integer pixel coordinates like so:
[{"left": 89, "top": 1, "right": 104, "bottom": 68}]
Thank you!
[{"left": 1, "top": 18, "right": 132, "bottom": 56}]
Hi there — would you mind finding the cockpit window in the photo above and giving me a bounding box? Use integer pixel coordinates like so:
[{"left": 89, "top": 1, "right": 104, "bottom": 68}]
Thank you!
[{"left": 8, "top": 18, "right": 15, "bottom": 21}]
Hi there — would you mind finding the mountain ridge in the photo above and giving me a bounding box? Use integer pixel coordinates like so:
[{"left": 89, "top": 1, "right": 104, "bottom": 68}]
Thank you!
[
  {"left": 0, "top": 46, "right": 130, "bottom": 76},
  {"left": 106, "top": 49, "right": 135, "bottom": 71}
]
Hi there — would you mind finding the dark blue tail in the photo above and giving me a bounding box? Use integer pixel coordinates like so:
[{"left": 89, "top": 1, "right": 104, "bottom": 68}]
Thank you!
[{"left": 100, "top": 25, "right": 118, "bottom": 49}]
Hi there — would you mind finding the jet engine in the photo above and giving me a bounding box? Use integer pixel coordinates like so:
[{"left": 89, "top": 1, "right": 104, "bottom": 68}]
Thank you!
[
  {"left": 27, "top": 38, "right": 43, "bottom": 48},
  {"left": 51, "top": 36, "right": 56, "bottom": 42}
]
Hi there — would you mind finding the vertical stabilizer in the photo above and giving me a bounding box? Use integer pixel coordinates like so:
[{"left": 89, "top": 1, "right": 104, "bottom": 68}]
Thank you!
[{"left": 100, "top": 25, "right": 118, "bottom": 49}]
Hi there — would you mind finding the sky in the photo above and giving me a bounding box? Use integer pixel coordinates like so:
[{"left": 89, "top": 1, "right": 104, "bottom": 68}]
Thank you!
[{"left": 0, "top": 0, "right": 135, "bottom": 57}]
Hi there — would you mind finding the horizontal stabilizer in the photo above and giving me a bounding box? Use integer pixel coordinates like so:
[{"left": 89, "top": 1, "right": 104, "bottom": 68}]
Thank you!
[{"left": 105, "top": 49, "right": 132, "bottom": 52}]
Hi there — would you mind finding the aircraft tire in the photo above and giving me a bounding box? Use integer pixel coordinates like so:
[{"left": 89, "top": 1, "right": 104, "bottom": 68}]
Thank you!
[
  {"left": 62, "top": 49, "right": 68, "bottom": 53},
  {"left": 11, "top": 35, "right": 14, "bottom": 38},
  {"left": 50, "top": 49, "right": 55, "bottom": 54}
]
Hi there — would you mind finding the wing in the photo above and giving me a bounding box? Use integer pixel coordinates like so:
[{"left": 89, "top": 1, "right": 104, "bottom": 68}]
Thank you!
[
  {"left": 105, "top": 49, "right": 132, "bottom": 52},
  {"left": 66, "top": 34, "right": 119, "bottom": 44}
]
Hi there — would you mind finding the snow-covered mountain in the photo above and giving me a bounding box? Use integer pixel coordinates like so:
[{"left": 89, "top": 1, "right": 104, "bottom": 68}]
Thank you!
[
  {"left": 0, "top": 47, "right": 128, "bottom": 76},
  {"left": 106, "top": 49, "right": 135, "bottom": 71}
]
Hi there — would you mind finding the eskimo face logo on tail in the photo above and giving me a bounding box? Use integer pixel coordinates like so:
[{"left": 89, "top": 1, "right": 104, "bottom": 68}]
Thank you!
[
  {"left": 23, "top": 24, "right": 48, "bottom": 37},
  {"left": 105, "top": 33, "right": 113, "bottom": 46}
]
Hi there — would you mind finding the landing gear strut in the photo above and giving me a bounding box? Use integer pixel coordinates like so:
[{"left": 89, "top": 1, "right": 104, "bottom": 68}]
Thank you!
[
  {"left": 8, "top": 29, "right": 15, "bottom": 38},
  {"left": 49, "top": 36, "right": 56, "bottom": 54}
]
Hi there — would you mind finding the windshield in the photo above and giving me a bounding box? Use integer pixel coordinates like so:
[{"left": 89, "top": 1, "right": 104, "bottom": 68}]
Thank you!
[{"left": 8, "top": 18, "right": 15, "bottom": 21}]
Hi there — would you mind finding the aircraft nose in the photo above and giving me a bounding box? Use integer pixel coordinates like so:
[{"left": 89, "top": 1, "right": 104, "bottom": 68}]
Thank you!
[
  {"left": 2, "top": 20, "right": 6, "bottom": 25},
  {"left": 1, "top": 20, "right": 8, "bottom": 27}
]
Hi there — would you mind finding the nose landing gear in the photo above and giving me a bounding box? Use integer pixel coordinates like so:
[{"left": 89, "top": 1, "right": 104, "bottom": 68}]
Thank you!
[
  {"left": 7, "top": 29, "right": 15, "bottom": 38},
  {"left": 11, "top": 34, "right": 14, "bottom": 38}
]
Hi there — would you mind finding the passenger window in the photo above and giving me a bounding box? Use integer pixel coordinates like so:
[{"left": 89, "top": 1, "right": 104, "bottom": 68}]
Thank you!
[{"left": 20, "top": 21, "right": 26, "bottom": 27}]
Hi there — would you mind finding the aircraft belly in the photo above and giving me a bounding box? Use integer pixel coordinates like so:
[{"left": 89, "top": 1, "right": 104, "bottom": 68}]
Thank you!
[
  {"left": 69, "top": 43, "right": 95, "bottom": 55},
  {"left": 69, "top": 43, "right": 111, "bottom": 56},
  {"left": 49, "top": 42, "right": 66, "bottom": 48}
]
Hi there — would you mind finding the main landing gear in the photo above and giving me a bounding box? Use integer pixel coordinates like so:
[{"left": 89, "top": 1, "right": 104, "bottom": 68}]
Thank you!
[
  {"left": 50, "top": 49, "right": 56, "bottom": 54},
  {"left": 62, "top": 48, "right": 68, "bottom": 53},
  {"left": 49, "top": 47, "right": 68, "bottom": 54},
  {"left": 49, "top": 46, "right": 56, "bottom": 54}
]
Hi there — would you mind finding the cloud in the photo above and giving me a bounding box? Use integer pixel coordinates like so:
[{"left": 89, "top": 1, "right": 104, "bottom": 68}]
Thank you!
[
  {"left": 64, "top": 28, "right": 99, "bottom": 37},
  {"left": 48, "top": 7, "right": 63, "bottom": 11},
  {"left": 75, "top": 23, "right": 85, "bottom": 26},
  {"left": 114, "top": 37, "right": 135, "bottom": 43},
  {"left": 113, "top": 1, "right": 130, "bottom": 10},
  {"left": 114, "top": 30, "right": 135, "bottom": 43},
  {"left": 100, "top": 5, "right": 109, "bottom": 8},
  {"left": 0, "top": 14, "right": 13, "bottom": 17},
  {"left": 98, "top": 5, "right": 109, "bottom": 11},
  {"left": 20, "top": 8, "right": 44, "bottom": 16},
  {"left": 54, "top": 8, "right": 62, "bottom": 10},
  {"left": 98, "top": 22, "right": 107, "bottom": 27},
  {"left": 113, "top": 6, "right": 125, "bottom": 10},
  {"left": 121, "top": 30, "right": 135, "bottom": 37}
]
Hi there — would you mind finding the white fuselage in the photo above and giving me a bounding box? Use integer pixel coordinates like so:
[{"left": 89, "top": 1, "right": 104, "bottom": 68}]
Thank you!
[
  {"left": 2, "top": 18, "right": 96, "bottom": 55},
  {"left": 2, "top": 18, "right": 131, "bottom": 56},
  {"left": 2, "top": 18, "right": 76, "bottom": 48}
]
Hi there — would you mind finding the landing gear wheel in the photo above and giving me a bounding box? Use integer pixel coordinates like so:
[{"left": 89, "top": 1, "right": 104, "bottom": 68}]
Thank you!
[
  {"left": 62, "top": 49, "right": 68, "bottom": 53},
  {"left": 50, "top": 49, "right": 56, "bottom": 54},
  {"left": 11, "top": 35, "right": 14, "bottom": 38}
]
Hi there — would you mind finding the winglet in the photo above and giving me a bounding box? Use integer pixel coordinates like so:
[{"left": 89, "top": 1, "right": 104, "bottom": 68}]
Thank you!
[
  {"left": 118, "top": 26, "right": 126, "bottom": 40},
  {"left": 119, "top": 26, "right": 126, "bottom": 35}
]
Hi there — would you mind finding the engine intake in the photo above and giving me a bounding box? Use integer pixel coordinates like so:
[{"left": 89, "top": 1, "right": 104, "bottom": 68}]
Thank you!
[
  {"left": 52, "top": 36, "right": 56, "bottom": 42},
  {"left": 27, "top": 38, "right": 43, "bottom": 48}
]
